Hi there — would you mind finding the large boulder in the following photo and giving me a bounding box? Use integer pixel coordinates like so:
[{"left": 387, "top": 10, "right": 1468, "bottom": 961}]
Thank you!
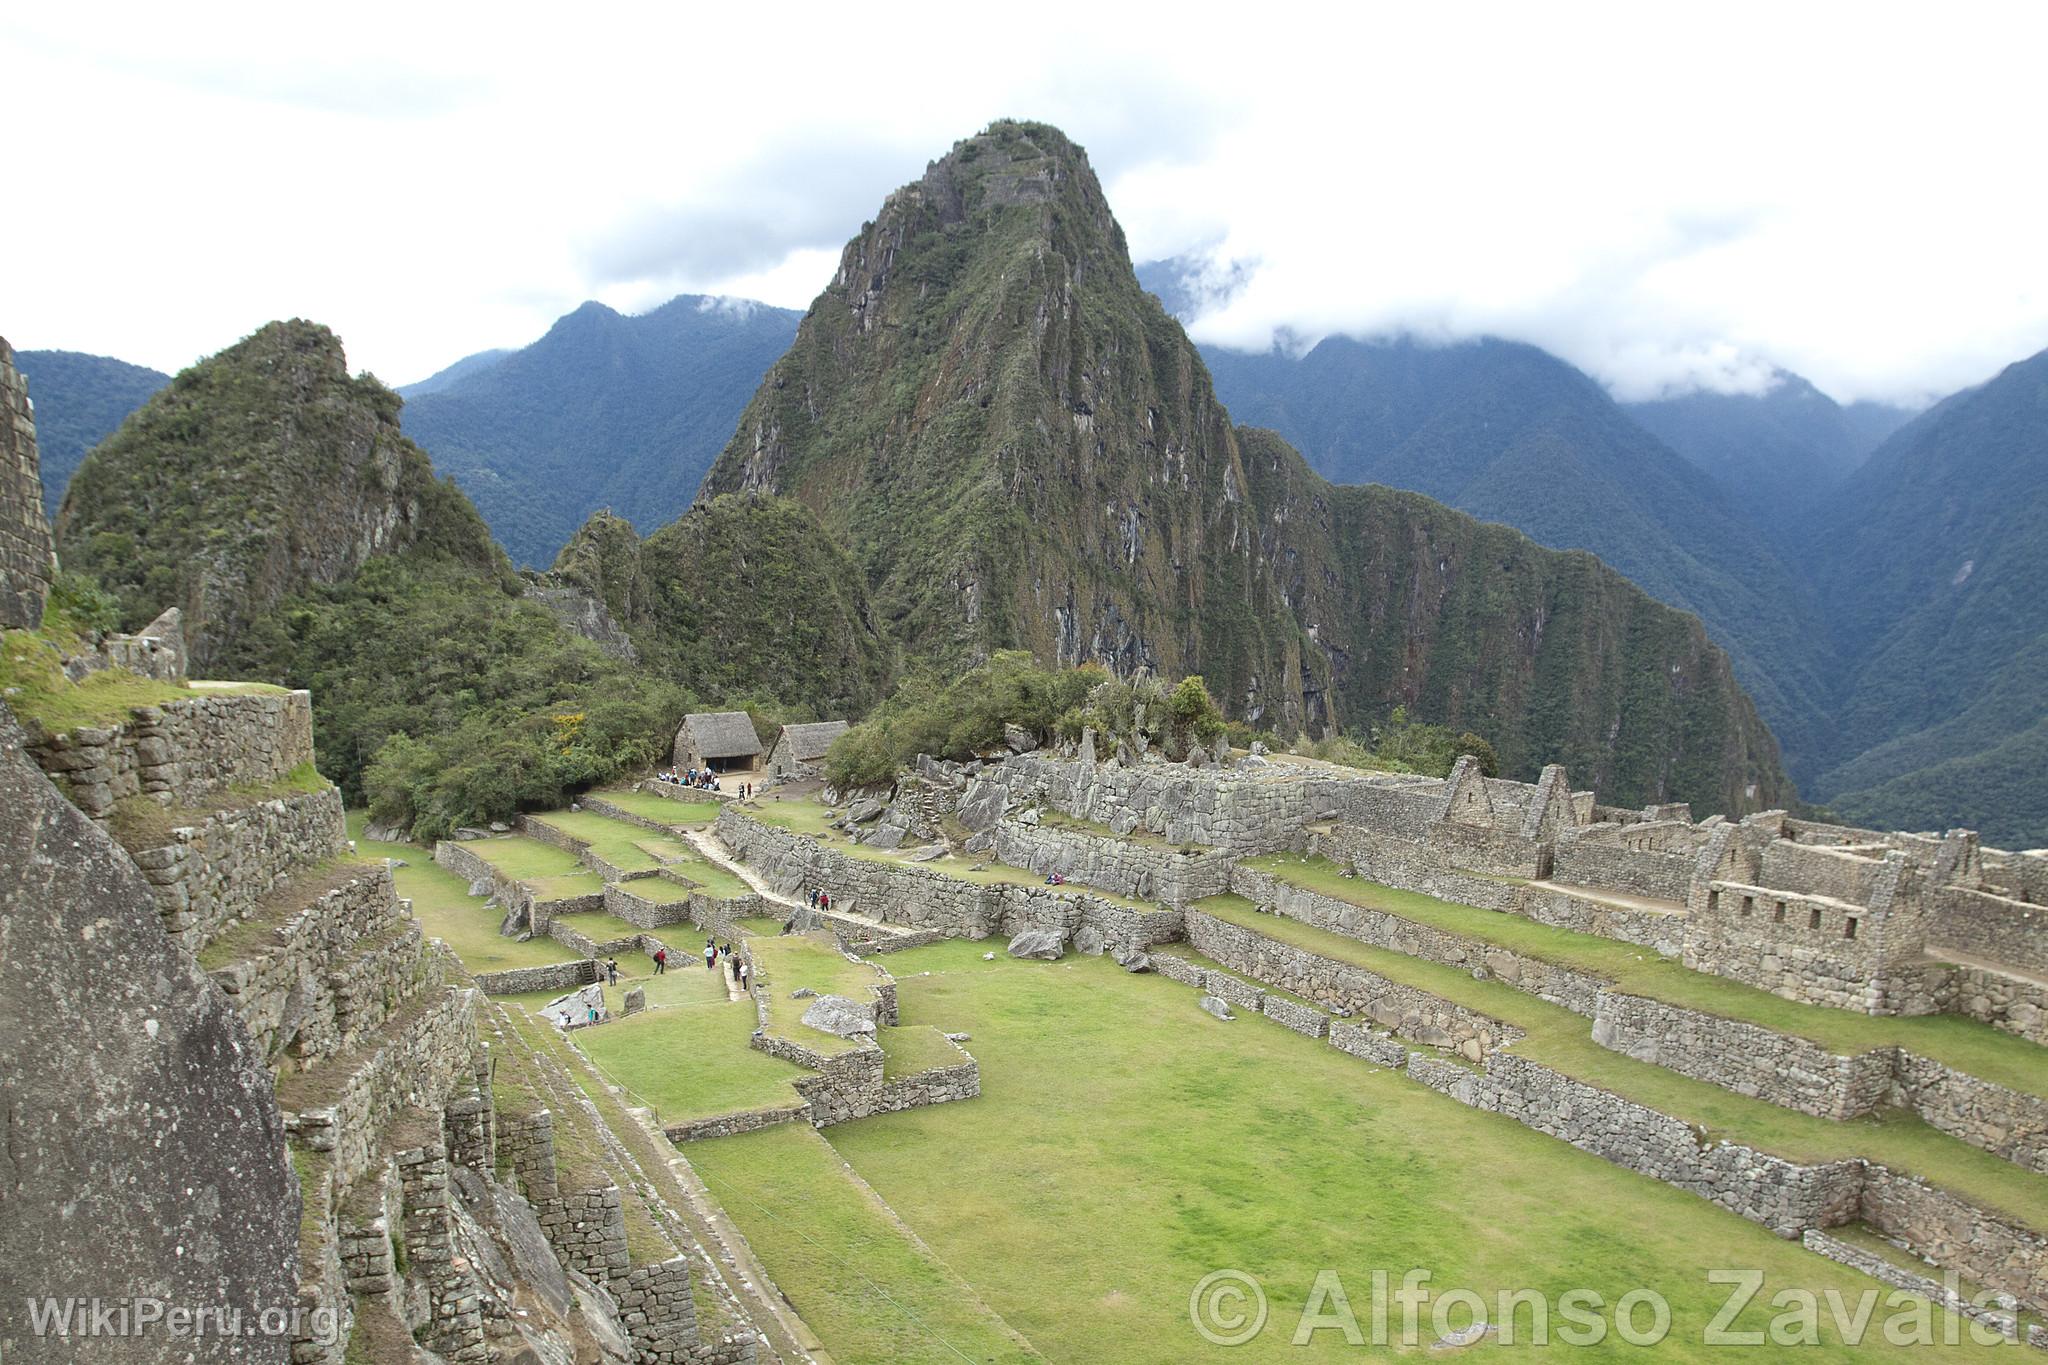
[
  {"left": 1073, "top": 925, "right": 1106, "bottom": 956},
  {"left": 1111, "top": 944, "right": 1152, "bottom": 973},
  {"left": 863, "top": 824, "right": 906, "bottom": 850},
  {"left": 1199, "top": 995, "right": 1237, "bottom": 1021},
  {"left": 0, "top": 705, "right": 299, "bottom": 1355},
  {"left": 1003, "top": 723, "right": 1038, "bottom": 753},
  {"left": 800, "top": 994, "right": 877, "bottom": 1040},
  {"left": 847, "top": 796, "right": 886, "bottom": 823},
  {"left": 1006, "top": 928, "right": 1066, "bottom": 961},
  {"left": 955, "top": 778, "right": 1008, "bottom": 832}
]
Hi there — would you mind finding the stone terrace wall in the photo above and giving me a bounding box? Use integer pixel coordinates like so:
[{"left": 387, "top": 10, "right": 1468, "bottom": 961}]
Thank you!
[
  {"left": 1408, "top": 1051, "right": 1866, "bottom": 1239},
  {"left": 990, "top": 820, "right": 1233, "bottom": 906},
  {"left": 716, "top": 807, "right": 1181, "bottom": 951},
  {"left": 978, "top": 753, "right": 1321, "bottom": 853},
  {"left": 1930, "top": 886, "right": 2048, "bottom": 976},
  {"left": 1948, "top": 962, "right": 2048, "bottom": 1046},
  {"left": 282, "top": 985, "right": 481, "bottom": 1184},
  {"left": 1861, "top": 1167, "right": 2048, "bottom": 1314},
  {"left": 1184, "top": 908, "right": 1520, "bottom": 1061},
  {"left": 0, "top": 337, "right": 53, "bottom": 630},
  {"left": 134, "top": 785, "right": 348, "bottom": 952},
  {"left": 473, "top": 959, "right": 599, "bottom": 996},
  {"left": 207, "top": 865, "right": 427, "bottom": 1066},
  {"left": 1229, "top": 865, "right": 1606, "bottom": 1012},
  {"left": 1591, "top": 992, "right": 1896, "bottom": 1121},
  {"left": 26, "top": 689, "right": 316, "bottom": 820},
  {"left": 1891, "top": 1052, "right": 2048, "bottom": 1176}
]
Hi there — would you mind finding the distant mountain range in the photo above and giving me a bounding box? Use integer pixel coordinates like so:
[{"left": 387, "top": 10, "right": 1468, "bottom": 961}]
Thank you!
[
  {"left": 394, "top": 294, "right": 800, "bottom": 566},
  {"left": 14, "top": 350, "right": 169, "bottom": 517},
  {"left": 26, "top": 182, "right": 2048, "bottom": 837},
  {"left": 1182, "top": 328, "right": 1842, "bottom": 782}
]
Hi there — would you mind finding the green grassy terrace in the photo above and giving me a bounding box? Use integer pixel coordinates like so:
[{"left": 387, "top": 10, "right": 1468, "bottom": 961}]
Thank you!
[
  {"left": 573, "top": 994, "right": 808, "bottom": 1124},
  {"left": 464, "top": 835, "right": 585, "bottom": 880},
  {"left": 739, "top": 939, "right": 2000, "bottom": 1363},
  {"left": 0, "top": 620, "right": 285, "bottom": 733},
  {"left": 587, "top": 788, "right": 723, "bottom": 827},
  {"left": 528, "top": 808, "right": 694, "bottom": 873},
  {"left": 1245, "top": 852, "right": 2048, "bottom": 1097},
  {"left": 349, "top": 814, "right": 580, "bottom": 973},
  {"left": 747, "top": 933, "right": 885, "bottom": 1055},
  {"left": 688, "top": 1124, "right": 1042, "bottom": 1364},
  {"left": 1193, "top": 892, "right": 2048, "bottom": 1226},
  {"left": 877, "top": 1024, "right": 966, "bottom": 1079}
]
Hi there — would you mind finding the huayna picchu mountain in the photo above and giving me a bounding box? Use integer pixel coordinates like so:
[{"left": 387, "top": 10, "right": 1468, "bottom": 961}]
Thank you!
[{"left": 694, "top": 120, "right": 1790, "bottom": 814}]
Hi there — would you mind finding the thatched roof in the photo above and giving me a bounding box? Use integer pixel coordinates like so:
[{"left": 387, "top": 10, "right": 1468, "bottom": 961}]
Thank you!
[
  {"left": 778, "top": 720, "right": 850, "bottom": 762},
  {"left": 680, "top": 711, "right": 762, "bottom": 759}
]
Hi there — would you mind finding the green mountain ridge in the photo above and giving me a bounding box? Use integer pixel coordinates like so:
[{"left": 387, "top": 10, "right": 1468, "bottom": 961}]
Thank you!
[
  {"left": 687, "top": 120, "right": 1789, "bottom": 813},
  {"left": 398, "top": 294, "right": 801, "bottom": 566}
]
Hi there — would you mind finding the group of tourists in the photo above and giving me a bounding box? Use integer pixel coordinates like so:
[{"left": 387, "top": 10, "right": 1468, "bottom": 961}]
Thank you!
[
  {"left": 654, "top": 765, "right": 754, "bottom": 795},
  {"left": 704, "top": 938, "right": 752, "bottom": 991},
  {"left": 807, "top": 888, "right": 834, "bottom": 913}
]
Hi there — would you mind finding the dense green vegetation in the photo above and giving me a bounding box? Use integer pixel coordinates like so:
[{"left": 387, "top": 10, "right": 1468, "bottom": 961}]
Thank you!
[
  {"left": 547, "top": 497, "right": 893, "bottom": 721},
  {"left": 398, "top": 295, "right": 800, "bottom": 566},
  {"left": 1805, "top": 348, "right": 2048, "bottom": 843},
  {"left": 695, "top": 120, "right": 1787, "bottom": 815},
  {"left": 14, "top": 348, "right": 168, "bottom": 517},
  {"left": 821, "top": 652, "right": 1229, "bottom": 787}
]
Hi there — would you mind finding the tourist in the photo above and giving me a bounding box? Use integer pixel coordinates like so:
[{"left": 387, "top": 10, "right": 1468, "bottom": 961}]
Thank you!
[
  {"left": 704, "top": 942, "right": 717, "bottom": 971},
  {"left": 606, "top": 958, "right": 619, "bottom": 986},
  {"left": 720, "top": 940, "right": 733, "bottom": 961},
  {"left": 738, "top": 961, "right": 751, "bottom": 991},
  {"left": 652, "top": 947, "right": 667, "bottom": 974}
]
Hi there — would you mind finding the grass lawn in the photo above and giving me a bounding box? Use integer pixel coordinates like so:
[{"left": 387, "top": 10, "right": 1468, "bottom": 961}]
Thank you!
[
  {"left": 1193, "top": 894, "right": 2048, "bottom": 1224},
  {"left": 467, "top": 835, "right": 586, "bottom": 881},
  {"left": 766, "top": 939, "right": 2005, "bottom": 1363},
  {"left": 348, "top": 814, "right": 578, "bottom": 974},
  {"left": 572, "top": 997, "right": 808, "bottom": 1124},
  {"left": 1244, "top": 854, "right": 2048, "bottom": 1097},
  {"left": 876, "top": 1024, "right": 965, "bottom": 1079},
  {"left": 687, "top": 1124, "right": 1042, "bottom": 1365},
  {"left": 529, "top": 809, "right": 694, "bottom": 872},
  {"left": 591, "top": 789, "right": 723, "bottom": 827},
  {"left": 0, "top": 622, "right": 282, "bottom": 732},
  {"left": 529, "top": 871, "right": 607, "bottom": 901},
  {"left": 551, "top": 909, "right": 650, "bottom": 944},
  {"left": 671, "top": 855, "right": 752, "bottom": 899},
  {"left": 748, "top": 934, "right": 885, "bottom": 1054}
]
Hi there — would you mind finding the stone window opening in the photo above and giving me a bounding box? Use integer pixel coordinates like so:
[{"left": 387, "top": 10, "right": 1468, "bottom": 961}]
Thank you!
[
  {"left": 1708, "top": 889, "right": 1721, "bottom": 913},
  {"left": 1844, "top": 917, "right": 1858, "bottom": 940},
  {"left": 1772, "top": 901, "right": 1785, "bottom": 923},
  {"left": 1808, "top": 906, "right": 1822, "bottom": 930},
  {"left": 1739, "top": 894, "right": 1752, "bottom": 916}
]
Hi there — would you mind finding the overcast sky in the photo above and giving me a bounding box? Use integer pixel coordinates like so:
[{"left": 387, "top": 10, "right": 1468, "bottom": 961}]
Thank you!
[{"left": 5, "top": 2, "right": 2044, "bottom": 405}]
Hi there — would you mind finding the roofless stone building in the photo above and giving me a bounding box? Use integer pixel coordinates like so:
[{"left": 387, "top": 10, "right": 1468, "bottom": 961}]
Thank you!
[{"left": 768, "top": 720, "right": 848, "bottom": 780}]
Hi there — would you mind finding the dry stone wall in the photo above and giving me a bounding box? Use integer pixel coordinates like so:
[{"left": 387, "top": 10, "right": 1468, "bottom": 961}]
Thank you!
[
  {"left": 1184, "top": 908, "right": 1519, "bottom": 1061},
  {"left": 1407, "top": 1051, "right": 1867, "bottom": 1238},
  {"left": 0, "top": 337, "right": 53, "bottom": 630},
  {"left": 716, "top": 807, "right": 1181, "bottom": 951},
  {"left": 132, "top": 785, "right": 348, "bottom": 952},
  {"left": 990, "top": 819, "right": 1233, "bottom": 905},
  {"left": 1861, "top": 1168, "right": 2048, "bottom": 1314},
  {"left": 26, "top": 689, "right": 315, "bottom": 820}
]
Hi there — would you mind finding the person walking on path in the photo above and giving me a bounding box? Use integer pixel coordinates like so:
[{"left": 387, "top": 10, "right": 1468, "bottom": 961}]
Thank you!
[
  {"left": 704, "top": 942, "right": 718, "bottom": 971},
  {"left": 652, "top": 947, "right": 667, "bottom": 974},
  {"left": 737, "top": 960, "right": 751, "bottom": 992}
]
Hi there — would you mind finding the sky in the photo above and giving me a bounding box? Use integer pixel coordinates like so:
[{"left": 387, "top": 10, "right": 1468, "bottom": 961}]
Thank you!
[{"left": 4, "top": 1, "right": 2045, "bottom": 406}]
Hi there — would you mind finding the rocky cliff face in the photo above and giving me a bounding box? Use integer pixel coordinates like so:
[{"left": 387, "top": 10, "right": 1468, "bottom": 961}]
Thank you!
[
  {"left": 698, "top": 121, "right": 1788, "bottom": 813},
  {"left": 55, "top": 320, "right": 504, "bottom": 672}
]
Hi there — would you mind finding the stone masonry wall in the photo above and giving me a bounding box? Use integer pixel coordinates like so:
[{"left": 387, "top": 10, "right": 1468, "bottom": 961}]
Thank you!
[
  {"left": 1930, "top": 886, "right": 2048, "bottom": 976},
  {"left": 1408, "top": 1051, "right": 1868, "bottom": 1239},
  {"left": 1184, "top": 908, "right": 1520, "bottom": 1061},
  {"left": 716, "top": 807, "right": 1182, "bottom": 951},
  {"left": 1860, "top": 1167, "right": 2048, "bottom": 1314},
  {"left": 0, "top": 337, "right": 53, "bottom": 630},
  {"left": 1550, "top": 834, "right": 1695, "bottom": 903},
  {"left": 27, "top": 689, "right": 316, "bottom": 820},
  {"left": 472, "top": 959, "right": 600, "bottom": 997},
  {"left": 990, "top": 820, "right": 1232, "bottom": 905},
  {"left": 1229, "top": 866, "right": 1607, "bottom": 1012},
  {"left": 132, "top": 785, "right": 348, "bottom": 953},
  {"left": 282, "top": 985, "right": 481, "bottom": 1184}
]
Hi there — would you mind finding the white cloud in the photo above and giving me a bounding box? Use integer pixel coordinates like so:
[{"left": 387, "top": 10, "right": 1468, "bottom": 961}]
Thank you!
[{"left": 3, "top": 0, "right": 2044, "bottom": 403}]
